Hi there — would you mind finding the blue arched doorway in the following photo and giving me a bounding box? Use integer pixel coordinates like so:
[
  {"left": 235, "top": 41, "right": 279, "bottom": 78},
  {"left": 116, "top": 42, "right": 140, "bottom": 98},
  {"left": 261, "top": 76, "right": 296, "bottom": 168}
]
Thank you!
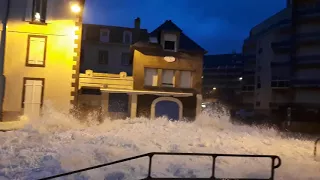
[{"left": 155, "top": 100, "right": 180, "bottom": 120}]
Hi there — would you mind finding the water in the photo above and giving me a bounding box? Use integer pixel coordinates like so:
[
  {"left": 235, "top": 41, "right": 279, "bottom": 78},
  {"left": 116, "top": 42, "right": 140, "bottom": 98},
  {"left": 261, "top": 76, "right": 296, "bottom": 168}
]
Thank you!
[{"left": 0, "top": 104, "right": 319, "bottom": 180}]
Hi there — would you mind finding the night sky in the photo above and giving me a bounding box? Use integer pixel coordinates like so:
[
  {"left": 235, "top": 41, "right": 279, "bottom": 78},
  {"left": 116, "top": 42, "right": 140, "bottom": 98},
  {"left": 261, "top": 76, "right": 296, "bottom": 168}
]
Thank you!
[{"left": 83, "top": 0, "right": 285, "bottom": 54}]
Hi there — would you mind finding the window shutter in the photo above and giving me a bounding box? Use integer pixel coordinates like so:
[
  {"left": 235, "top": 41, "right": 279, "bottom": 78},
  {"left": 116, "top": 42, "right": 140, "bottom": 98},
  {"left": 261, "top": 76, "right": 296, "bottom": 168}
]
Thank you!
[
  {"left": 46, "top": 0, "right": 55, "bottom": 23},
  {"left": 24, "top": 0, "right": 33, "bottom": 21}
]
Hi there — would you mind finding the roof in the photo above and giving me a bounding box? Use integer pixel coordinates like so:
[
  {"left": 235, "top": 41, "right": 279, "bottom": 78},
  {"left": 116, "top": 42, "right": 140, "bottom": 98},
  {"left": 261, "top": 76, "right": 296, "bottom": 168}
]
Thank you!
[
  {"left": 203, "top": 54, "right": 244, "bottom": 68},
  {"left": 134, "top": 20, "right": 207, "bottom": 54}
]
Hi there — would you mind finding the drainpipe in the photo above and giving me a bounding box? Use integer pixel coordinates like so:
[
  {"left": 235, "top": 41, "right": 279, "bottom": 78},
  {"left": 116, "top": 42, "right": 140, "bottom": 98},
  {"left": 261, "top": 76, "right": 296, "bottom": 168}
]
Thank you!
[{"left": 0, "top": 0, "right": 10, "bottom": 120}]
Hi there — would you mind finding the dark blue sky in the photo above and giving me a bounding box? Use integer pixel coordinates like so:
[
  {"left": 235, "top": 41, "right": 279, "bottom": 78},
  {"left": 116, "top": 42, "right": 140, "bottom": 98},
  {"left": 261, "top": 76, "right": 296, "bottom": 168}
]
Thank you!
[{"left": 83, "top": 0, "right": 285, "bottom": 54}]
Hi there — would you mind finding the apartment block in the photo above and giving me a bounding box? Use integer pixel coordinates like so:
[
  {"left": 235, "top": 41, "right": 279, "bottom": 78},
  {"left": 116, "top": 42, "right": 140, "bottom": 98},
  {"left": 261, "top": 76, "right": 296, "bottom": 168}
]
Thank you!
[{"left": 242, "top": 0, "right": 320, "bottom": 120}]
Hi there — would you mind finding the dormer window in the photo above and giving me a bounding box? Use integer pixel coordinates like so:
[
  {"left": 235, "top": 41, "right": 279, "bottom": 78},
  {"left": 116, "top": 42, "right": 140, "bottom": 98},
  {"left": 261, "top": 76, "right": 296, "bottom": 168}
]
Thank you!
[
  {"left": 123, "top": 31, "right": 132, "bottom": 44},
  {"left": 163, "top": 33, "right": 177, "bottom": 51},
  {"left": 149, "top": 37, "right": 158, "bottom": 43},
  {"left": 32, "top": 0, "right": 48, "bottom": 23},
  {"left": 100, "top": 29, "right": 110, "bottom": 43}
]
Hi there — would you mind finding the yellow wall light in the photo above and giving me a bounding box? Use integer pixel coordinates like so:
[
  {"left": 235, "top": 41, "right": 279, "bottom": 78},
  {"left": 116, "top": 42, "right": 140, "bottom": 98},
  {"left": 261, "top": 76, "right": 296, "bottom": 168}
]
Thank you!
[{"left": 71, "top": 3, "right": 81, "bottom": 13}]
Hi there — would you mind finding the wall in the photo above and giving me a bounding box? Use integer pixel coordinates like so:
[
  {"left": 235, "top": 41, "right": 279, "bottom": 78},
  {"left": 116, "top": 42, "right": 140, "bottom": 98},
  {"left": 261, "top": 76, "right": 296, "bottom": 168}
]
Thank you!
[
  {"left": 137, "top": 94, "right": 196, "bottom": 120},
  {"left": 132, "top": 50, "right": 203, "bottom": 93},
  {"left": 295, "top": 90, "right": 320, "bottom": 104},
  {"left": 81, "top": 42, "right": 132, "bottom": 75},
  {"left": 3, "top": 0, "right": 79, "bottom": 116}
]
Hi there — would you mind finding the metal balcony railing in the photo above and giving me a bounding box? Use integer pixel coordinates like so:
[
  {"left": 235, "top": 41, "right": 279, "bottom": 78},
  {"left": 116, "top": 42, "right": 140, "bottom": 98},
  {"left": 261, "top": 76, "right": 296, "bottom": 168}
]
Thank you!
[{"left": 39, "top": 152, "right": 282, "bottom": 180}]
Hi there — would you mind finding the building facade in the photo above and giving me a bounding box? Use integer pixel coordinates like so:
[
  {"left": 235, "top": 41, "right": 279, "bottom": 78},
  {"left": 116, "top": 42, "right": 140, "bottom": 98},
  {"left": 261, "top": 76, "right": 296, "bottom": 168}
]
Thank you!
[
  {"left": 78, "top": 20, "right": 206, "bottom": 121},
  {"left": 1, "top": 0, "right": 84, "bottom": 120},
  {"left": 80, "top": 18, "right": 148, "bottom": 75},
  {"left": 202, "top": 53, "right": 243, "bottom": 107},
  {"left": 242, "top": 0, "right": 320, "bottom": 120}
]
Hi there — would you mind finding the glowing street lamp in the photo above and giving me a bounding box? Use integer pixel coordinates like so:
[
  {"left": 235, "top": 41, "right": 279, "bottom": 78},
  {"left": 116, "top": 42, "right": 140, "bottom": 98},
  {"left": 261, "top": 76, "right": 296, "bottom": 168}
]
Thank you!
[
  {"left": 212, "top": 87, "right": 217, "bottom": 90},
  {"left": 239, "top": 77, "right": 243, "bottom": 81},
  {"left": 70, "top": 2, "right": 81, "bottom": 13}
]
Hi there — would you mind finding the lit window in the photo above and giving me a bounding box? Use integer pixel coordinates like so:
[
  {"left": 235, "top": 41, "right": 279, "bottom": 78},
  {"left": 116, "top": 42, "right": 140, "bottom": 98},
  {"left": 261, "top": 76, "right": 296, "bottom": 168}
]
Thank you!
[
  {"left": 123, "top": 31, "right": 132, "bottom": 44},
  {"left": 162, "top": 69, "right": 175, "bottom": 87},
  {"left": 32, "top": 0, "right": 47, "bottom": 23},
  {"left": 98, "top": 51, "right": 108, "bottom": 64},
  {"left": 100, "top": 29, "right": 110, "bottom": 42},
  {"left": 144, "top": 68, "right": 158, "bottom": 86},
  {"left": 26, "top": 35, "right": 47, "bottom": 67}
]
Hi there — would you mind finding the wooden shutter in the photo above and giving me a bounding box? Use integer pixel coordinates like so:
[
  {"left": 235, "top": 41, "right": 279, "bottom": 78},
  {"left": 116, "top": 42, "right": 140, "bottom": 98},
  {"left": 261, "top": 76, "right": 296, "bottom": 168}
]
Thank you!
[
  {"left": 28, "top": 36, "right": 46, "bottom": 65},
  {"left": 144, "top": 68, "right": 158, "bottom": 86},
  {"left": 179, "top": 71, "right": 192, "bottom": 88},
  {"left": 24, "top": 0, "right": 33, "bottom": 21},
  {"left": 162, "top": 70, "right": 174, "bottom": 87}
]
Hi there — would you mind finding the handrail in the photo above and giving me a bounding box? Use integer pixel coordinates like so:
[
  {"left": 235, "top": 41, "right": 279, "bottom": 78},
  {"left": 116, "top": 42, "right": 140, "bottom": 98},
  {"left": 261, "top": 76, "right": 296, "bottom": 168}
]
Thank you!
[
  {"left": 39, "top": 152, "right": 281, "bottom": 180},
  {"left": 314, "top": 138, "right": 320, "bottom": 161}
]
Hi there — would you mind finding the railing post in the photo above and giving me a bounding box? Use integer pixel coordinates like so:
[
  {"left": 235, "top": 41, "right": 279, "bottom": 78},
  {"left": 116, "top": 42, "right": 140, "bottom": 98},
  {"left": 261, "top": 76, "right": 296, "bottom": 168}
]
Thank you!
[{"left": 147, "top": 153, "right": 154, "bottom": 179}]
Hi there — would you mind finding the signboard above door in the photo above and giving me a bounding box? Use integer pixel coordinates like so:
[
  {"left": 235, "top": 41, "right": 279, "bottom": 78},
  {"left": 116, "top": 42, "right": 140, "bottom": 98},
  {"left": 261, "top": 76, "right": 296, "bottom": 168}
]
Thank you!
[{"left": 164, "top": 56, "right": 176, "bottom": 63}]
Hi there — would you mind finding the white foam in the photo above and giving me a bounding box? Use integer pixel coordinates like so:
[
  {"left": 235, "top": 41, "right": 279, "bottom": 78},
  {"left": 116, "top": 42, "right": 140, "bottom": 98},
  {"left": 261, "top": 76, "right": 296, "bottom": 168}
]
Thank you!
[{"left": 0, "top": 103, "right": 319, "bottom": 179}]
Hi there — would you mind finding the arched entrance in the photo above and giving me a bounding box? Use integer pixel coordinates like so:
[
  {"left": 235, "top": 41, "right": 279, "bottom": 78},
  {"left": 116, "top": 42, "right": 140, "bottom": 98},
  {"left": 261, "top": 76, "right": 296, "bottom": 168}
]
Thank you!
[{"left": 150, "top": 97, "right": 183, "bottom": 120}]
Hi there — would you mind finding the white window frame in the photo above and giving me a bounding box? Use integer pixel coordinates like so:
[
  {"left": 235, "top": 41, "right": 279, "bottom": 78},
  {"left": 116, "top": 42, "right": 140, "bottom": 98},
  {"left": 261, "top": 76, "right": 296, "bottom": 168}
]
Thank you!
[
  {"left": 100, "top": 29, "right": 110, "bottom": 42},
  {"left": 163, "top": 33, "right": 177, "bottom": 52},
  {"left": 123, "top": 31, "right": 132, "bottom": 44},
  {"left": 26, "top": 35, "right": 47, "bottom": 67}
]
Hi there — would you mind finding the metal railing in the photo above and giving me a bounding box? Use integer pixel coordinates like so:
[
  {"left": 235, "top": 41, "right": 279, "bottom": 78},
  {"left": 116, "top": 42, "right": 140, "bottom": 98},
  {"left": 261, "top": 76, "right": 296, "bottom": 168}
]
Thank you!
[
  {"left": 40, "top": 152, "right": 281, "bottom": 180},
  {"left": 314, "top": 138, "right": 320, "bottom": 161}
]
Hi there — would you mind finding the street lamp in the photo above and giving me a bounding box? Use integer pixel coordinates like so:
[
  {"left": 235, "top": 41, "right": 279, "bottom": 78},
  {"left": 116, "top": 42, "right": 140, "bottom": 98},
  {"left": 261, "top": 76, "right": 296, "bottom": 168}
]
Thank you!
[
  {"left": 213, "top": 87, "right": 217, "bottom": 90},
  {"left": 239, "top": 77, "right": 243, "bottom": 81},
  {"left": 70, "top": 2, "right": 81, "bottom": 13}
]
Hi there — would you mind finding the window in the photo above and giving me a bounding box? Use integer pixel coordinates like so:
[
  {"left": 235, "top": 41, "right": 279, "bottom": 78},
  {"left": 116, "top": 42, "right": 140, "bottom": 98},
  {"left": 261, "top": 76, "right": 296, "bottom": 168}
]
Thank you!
[
  {"left": 100, "top": 29, "right": 110, "bottom": 42},
  {"left": 26, "top": 35, "right": 47, "bottom": 67},
  {"left": 121, "top": 53, "right": 131, "bottom": 65},
  {"left": 256, "top": 101, "right": 260, "bottom": 107},
  {"left": 179, "top": 71, "right": 192, "bottom": 88},
  {"left": 144, "top": 68, "right": 158, "bottom": 86},
  {"left": 123, "top": 31, "right": 132, "bottom": 44},
  {"left": 162, "top": 69, "right": 175, "bottom": 87},
  {"left": 98, "top": 51, "right": 108, "bottom": 64},
  {"left": 149, "top": 37, "right": 158, "bottom": 43},
  {"left": 32, "top": 0, "right": 48, "bottom": 23},
  {"left": 22, "top": 78, "right": 44, "bottom": 112},
  {"left": 163, "top": 33, "right": 177, "bottom": 51}
]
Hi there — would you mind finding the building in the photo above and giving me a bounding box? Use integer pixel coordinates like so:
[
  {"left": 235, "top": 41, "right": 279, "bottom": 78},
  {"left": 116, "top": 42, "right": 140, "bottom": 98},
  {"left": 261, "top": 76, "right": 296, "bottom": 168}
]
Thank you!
[
  {"left": 202, "top": 53, "right": 243, "bottom": 106},
  {"left": 0, "top": 0, "right": 9, "bottom": 120},
  {"left": 1, "top": 0, "right": 84, "bottom": 121},
  {"left": 80, "top": 18, "right": 148, "bottom": 75},
  {"left": 78, "top": 20, "right": 206, "bottom": 121},
  {"left": 242, "top": 0, "right": 320, "bottom": 120}
]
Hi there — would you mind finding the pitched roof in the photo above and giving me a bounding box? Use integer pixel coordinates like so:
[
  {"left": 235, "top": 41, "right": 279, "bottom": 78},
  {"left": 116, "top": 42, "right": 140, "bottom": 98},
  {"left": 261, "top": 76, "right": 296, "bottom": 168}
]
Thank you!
[{"left": 148, "top": 20, "right": 207, "bottom": 54}]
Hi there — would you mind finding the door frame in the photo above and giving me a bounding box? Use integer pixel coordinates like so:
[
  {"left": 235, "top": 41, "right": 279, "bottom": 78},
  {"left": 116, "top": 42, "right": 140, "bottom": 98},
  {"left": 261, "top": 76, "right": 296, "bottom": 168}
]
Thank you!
[
  {"left": 150, "top": 97, "right": 183, "bottom": 120},
  {"left": 21, "top": 77, "right": 45, "bottom": 108}
]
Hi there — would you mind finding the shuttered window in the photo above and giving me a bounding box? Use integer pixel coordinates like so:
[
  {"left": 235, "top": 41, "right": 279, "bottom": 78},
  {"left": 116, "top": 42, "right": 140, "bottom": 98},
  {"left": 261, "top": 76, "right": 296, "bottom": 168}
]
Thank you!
[
  {"left": 144, "top": 68, "right": 158, "bottom": 86},
  {"left": 162, "top": 69, "right": 175, "bottom": 87},
  {"left": 26, "top": 36, "right": 47, "bottom": 67},
  {"left": 179, "top": 71, "right": 192, "bottom": 88},
  {"left": 22, "top": 78, "right": 44, "bottom": 118}
]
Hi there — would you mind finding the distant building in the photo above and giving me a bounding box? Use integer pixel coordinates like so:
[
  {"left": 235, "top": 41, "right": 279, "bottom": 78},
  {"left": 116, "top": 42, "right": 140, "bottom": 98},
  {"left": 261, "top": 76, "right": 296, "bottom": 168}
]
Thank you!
[
  {"left": 242, "top": 0, "right": 320, "bottom": 120},
  {"left": 78, "top": 20, "right": 207, "bottom": 120},
  {"left": 1, "top": 0, "right": 84, "bottom": 120},
  {"left": 202, "top": 53, "right": 243, "bottom": 106},
  {"left": 81, "top": 18, "right": 148, "bottom": 75}
]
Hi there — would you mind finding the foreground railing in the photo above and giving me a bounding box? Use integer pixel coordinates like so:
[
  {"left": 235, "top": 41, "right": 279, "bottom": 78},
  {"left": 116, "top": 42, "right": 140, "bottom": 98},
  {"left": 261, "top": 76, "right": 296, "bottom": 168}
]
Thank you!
[
  {"left": 314, "top": 138, "right": 320, "bottom": 161},
  {"left": 40, "top": 152, "right": 281, "bottom": 180}
]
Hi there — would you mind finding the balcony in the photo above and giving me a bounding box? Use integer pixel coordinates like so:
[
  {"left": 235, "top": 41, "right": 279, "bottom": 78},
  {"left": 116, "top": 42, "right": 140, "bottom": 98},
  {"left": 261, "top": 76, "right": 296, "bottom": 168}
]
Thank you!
[
  {"left": 79, "top": 70, "right": 133, "bottom": 90},
  {"left": 271, "top": 80, "right": 290, "bottom": 89},
  {"left": 242, "top": 85, "right": 254, "bottom": 92},
  {"left": 271, "top": 40, "right": 291, "bottom": 53},
  {"left": 295, "top": 55, "right": 320, "bottom": 67},
  {"left": 292, "top": 79, "right": 320, "bottom": 88},
  {"left": 297, "top": 4, "right": 320, "bottom": 21}
]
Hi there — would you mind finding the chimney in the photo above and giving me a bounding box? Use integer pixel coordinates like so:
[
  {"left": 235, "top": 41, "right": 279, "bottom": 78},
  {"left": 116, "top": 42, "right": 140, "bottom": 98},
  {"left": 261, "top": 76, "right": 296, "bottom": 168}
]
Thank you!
[{"left": 134, "top": 17, "right": 140, "bottom": 29}]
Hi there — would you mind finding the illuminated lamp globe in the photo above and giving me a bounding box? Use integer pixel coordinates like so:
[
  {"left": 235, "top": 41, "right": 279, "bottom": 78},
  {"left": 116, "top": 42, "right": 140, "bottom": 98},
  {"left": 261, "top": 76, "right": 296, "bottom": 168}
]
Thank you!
[{"left": 71, "top": 3, "right": 81, "bottom": 13}]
